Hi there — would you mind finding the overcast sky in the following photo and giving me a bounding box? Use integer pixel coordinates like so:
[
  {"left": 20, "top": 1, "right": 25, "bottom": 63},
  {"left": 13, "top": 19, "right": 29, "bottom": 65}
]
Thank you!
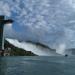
[{"left": 0, "top": 0, "right": 75, "bottom": 51}]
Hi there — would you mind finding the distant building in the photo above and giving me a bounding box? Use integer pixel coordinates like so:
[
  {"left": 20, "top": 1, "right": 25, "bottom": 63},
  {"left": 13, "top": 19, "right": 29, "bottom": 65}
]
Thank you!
[{"left": 4, "top": 47, "right": 11, "bottom": 56}]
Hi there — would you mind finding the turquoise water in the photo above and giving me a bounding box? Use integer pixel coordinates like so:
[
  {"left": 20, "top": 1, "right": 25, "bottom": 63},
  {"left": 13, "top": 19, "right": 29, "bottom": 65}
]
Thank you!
[{"left": 0, "top": 56, "right": 75, "bottom": 75}]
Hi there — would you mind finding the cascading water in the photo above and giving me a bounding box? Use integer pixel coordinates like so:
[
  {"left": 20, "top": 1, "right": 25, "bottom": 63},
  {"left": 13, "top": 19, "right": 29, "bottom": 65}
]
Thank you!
[{"left": 6, "top": 38, "right": 60, "bottom": 56}]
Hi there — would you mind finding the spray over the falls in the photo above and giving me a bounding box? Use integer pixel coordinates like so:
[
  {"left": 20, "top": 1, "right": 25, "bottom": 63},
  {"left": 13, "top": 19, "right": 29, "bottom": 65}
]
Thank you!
[
  {"left": 6, "top": 38, "right": 61, "bottom": 56},
  {"left": 0, "top": 0, "right": 75, "bottom": 56}
]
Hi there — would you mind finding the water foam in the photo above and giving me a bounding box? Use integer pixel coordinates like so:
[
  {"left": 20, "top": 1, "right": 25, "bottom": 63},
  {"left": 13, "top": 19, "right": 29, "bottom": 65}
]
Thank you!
[{"left": 6, "top": 38, "right": 59, "bottom": 56}]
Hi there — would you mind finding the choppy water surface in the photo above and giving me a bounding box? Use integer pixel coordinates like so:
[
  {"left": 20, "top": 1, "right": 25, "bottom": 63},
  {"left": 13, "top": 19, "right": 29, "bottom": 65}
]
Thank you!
[{"left": 0, "top": 56, "right": 75, "bottom": 75}]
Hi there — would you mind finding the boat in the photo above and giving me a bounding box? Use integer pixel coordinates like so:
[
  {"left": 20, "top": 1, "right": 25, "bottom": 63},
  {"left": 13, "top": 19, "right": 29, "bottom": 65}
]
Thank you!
[{"left": 65, "top": 54, "right": 68, "bottom": 57}]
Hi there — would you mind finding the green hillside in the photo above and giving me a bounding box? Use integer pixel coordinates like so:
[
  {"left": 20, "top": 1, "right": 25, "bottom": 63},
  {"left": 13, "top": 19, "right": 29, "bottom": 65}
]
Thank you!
[{"left": 4, "top": 40, "right": 36, "bottom": 56}]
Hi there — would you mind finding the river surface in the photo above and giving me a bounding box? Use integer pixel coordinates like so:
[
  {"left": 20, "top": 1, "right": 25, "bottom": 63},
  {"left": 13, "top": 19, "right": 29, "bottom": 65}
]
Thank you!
[{"left": 0, "top": 56, "right": 75, "bottom": 75}]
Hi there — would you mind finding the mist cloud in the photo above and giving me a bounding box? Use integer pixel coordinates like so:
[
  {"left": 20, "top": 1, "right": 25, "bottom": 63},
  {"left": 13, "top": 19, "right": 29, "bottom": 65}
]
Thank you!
[{"left": 0, "top": 0, "right": 75, "bottom": 55}]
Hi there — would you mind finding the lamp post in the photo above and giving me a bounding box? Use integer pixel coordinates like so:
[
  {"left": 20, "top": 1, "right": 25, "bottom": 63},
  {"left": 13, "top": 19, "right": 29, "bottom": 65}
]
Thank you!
[{"left": 0, "top": 16, "right": 13, "bottom": 56}]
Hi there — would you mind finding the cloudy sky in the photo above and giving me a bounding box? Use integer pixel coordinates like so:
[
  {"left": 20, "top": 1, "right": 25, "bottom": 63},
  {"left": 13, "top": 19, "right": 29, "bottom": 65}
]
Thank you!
[{"left": 0, "top": 0, "right": 75, "bottom": 54}]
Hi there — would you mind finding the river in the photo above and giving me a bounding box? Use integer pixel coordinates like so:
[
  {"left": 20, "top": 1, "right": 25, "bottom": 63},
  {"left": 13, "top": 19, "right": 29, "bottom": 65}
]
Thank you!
[{"left": 0, "top": 56, "right": 75, "bottom": 75}]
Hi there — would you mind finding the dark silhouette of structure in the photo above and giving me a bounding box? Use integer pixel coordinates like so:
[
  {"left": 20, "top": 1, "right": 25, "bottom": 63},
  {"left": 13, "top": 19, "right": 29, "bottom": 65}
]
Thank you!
[{"left": 0, "top": 16, "right": 13, "bottom": 56}]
